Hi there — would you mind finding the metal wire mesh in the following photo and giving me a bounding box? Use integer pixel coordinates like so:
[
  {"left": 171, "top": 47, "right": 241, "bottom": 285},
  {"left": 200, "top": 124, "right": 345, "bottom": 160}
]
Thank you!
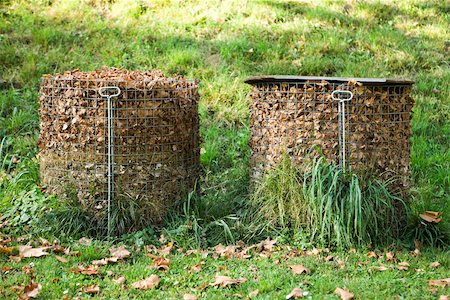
[
  {"left": 38, "top": 76, "right": 200, "bottom": 234},
  {"left": 248, "top": 79, "right": 414, "bottom": 185}
]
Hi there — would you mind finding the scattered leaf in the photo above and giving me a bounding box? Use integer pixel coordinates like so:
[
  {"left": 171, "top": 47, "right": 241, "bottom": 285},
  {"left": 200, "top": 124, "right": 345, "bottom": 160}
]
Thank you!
[
  {"left": 18, "top": 246, "right": 49, "bottom": 258},
  {"left": 78, "top": 237, "right": 92, "bottom": 246},
  {"left": 290, "top": 265, "right": 310, "bottom": 275},
  {"left": 210, "top": 275, "right": 247, "bottom": 288},
  {"left": 83, "top": 285, "right": 99, "bottom": 294},
  {"left": 397, "top": 261, "right": 410, "bottom": 271},
  {"left": 2, "top": 266, "right": 12, "bottom": 273},
  {"left": 367, "top": 251, "right": 377, "bottom": 258},
  {"left": 192, "top": 264, "right": 202, "bottom": 273},
  {"left": 385, "top": 252, "right": 395, "bottom": 262},
  {"left": 183, "top": 294, "right": 197, "bottom": 300},
  {"left": 55, "top": 256, "right": 67, "bottom": 263},
  {"left": 429, "top": 278, "right": 450, "bottom": 288},
  {"left": 373, "top": 265, "right": 388, "bottom": 271},
  {"left": 431, "top": 262, "right": 441, "bottom": 268},
  {"left": 325, "top": 255, "right": 334, "bottom": 262},
  {"left": 152, "top": 256, "right": 170, "bottom": 271},
  {"left": 73, "top": 265, "right": 99, "bottom": 275},
  {"left": 419, "top": 211, "right": 442, "bottom": 223},
  {"left": 132, "top": 275, "right": 160, "bottom": 290},
  {"left": 249, "top": 289, "right": 259, "bottom": 298},
  {"left": 24, "top": 282, "right": 42, "bottom": 298},
  {"left": 9, "top": 256, "right": 22, "bottom": 262},
  {"left": 286, "top": 287, "right": 303, "bottom": 299},
  {"left": 113, "top": 276, "right": 126, "bottom": 284},
  {"left": 334, "top": 287, "right": 354, "bottom": 300},
  {"left": 439, "top": 296, "right": 449, "bottom": 300},
  {"left": 110, "top": 246, "right": 130, "bottom": 259}
]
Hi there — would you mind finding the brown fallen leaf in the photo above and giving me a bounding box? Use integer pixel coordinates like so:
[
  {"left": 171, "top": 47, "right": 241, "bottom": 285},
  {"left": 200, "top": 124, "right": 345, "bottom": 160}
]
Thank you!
[
  {"left": 55, "top": 255, "right": 67, "bottom": 263},
  {"left": 373, "top": 265, "right": 388, "bottom": 271},
  {"left": 9, "top": 256, "right": 22, "bottom": 262},
  {"left": 83, "top": 285, "right": 99, "bottom": 294},
  {"left": 210, "top": 275, "right": 247, "bottom": 288},
  {"left": 152, "top": 256, "right": 170, "bottom": 271},
  {"left": 78, "top": 237, "right": 92, "bottom": 246},
  {"left": 24, "top": 282, "right": 42, "bottom": 298},
  {"left": 113, "top": 276, "right": 126, "bottom": 284},
  {"left": 367, "top": 251, "right": 377, "bottom": 258},
  {"left": 110, "top": 246, "right": 130, "bottom": 259},
  {"left": 430, "top": 261, "right": 441, "bottom": 268},
  {"left": 18, "top": 246, "right": 49, "bottom": 258},
  {"left": 192, "top": 264, "right": 202, "bottom": 273},
  {"left": 439, "top": 295, "right": 449, "bottom": 300},
  {"left": 73, "top": 265, "right": 99, "bottom": 275},
  {"left": 92, "top": 257, "right": 118, "bottom": 266},
  {"left": 249, "top": 289, "right": 259, "bottom": 298},
  {"left": 419, "top": 211, "right": 442, "bottom": 223},
  {"left": 429, "top": 278, "right": 450, "bottom": 288},
  {"left": 325, "top": 255, "right": 334, "bottom": 262},
  {"left": 385, "top": 252, "right": 395, "bottom": 262},
  {"left": 334, "top": 287, "right": 354, "bottom": 300},
  {"left": 290, "top": 265, "right": 310, "bottom": 275},
  {"left": 183, "top": 294, "right": 197, "bottom": 300},
  {"left": 0, "top": 246, "right": 14, "bottom": 254},
  {"left": 286, "top": 287, "right": 303, "bottom": 299},
  {"left": 132, "top": 275, "right": 160, "bottom": 290},
  {"left": 257, "top": 238, "right": 277, "bottom": 252},
  {"left": 2, "top": 266, "right": 12, "bottom": 273},
  {"left": 397, "top": 261, "right": 410, "bottom": 271}
]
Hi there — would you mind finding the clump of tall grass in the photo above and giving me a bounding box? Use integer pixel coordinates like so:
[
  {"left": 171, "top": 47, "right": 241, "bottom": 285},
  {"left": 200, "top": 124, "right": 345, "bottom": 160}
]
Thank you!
[{"left": 250, "top": 156, "right": 406, "bottom": 248}]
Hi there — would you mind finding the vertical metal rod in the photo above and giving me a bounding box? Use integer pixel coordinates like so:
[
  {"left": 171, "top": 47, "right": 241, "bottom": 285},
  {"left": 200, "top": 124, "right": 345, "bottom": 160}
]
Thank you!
[
  {"left": 332, "top": 90, "right": 353, "bottom": 171},
  {"left": 99, "top": 87, "right": 120, "bottom": 236}
]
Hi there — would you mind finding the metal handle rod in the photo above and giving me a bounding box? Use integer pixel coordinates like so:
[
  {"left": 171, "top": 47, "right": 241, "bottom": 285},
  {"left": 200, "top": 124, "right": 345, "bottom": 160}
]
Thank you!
[
  {"left": 331, "top": 90, "right": 353, "bottom": 171},
  {"left": 99, "top": 86, "right": 121, "bottom": 236}
]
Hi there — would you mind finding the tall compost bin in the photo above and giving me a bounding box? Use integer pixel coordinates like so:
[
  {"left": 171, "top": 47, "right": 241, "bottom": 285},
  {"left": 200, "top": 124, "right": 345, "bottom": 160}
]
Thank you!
[
  {"left": 245, "top": 76, "right": 414, "bottom": 186},
  {"left": 38, "top": 68, "right": 200, "bottom": 234}
]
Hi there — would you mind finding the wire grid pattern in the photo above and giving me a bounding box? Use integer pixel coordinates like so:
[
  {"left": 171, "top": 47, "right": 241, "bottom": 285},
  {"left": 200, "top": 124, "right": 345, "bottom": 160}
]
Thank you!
[
  {"left": 39, "top": 77, "right": 200, "bottom": 230},
  {"left": 249, "top": 81, "right": 413, "bottom": 181}
]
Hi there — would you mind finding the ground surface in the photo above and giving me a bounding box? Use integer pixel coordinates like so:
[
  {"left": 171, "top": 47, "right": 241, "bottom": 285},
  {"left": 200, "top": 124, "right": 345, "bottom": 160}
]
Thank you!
[{"left": 0, "top": 0, "right": 449, "bottom": 299}]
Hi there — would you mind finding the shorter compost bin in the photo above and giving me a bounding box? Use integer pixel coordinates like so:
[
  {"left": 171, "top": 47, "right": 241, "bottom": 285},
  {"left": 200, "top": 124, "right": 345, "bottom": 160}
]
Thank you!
[
  {"left": 245, "top": 76, "right": 414, "bottom": 185},
  {"left": 38, "top": 68, "right": 200, "bottom": 234}
]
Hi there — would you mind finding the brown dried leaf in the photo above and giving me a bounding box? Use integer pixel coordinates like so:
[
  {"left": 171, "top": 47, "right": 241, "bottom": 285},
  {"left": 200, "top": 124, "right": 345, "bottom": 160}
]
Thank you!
[
  {"left": 83, "top": 285, "right": 99, "bottom": 294},
  {"left": 152, "top": 256, "right": 170, "bottom": 271},
  {"left": 385, "top": 252, "right": 395, "bottom": 262},
  {"left": 192, "top": 264, "right": 202, "bottom": 273},
  {"left": 109, "top": 246, "right": 130, "bottom": 259},
  {"left": 24, "top": 282, "right": 42, "bottom": 298},
  {"left": 439, "top": 295, "right": 449, "bottom": 300},
  {"left": 430, "top": 261, "right": 441, "bottom": 268},
  {"left": 78, "top": 237, "right": 92, "bottom": 246},
  {"left": 286, "top": 287, "right": 304, "bottom": 299},
  {"left": 367, "top": 251, "right": 377, "bottom": 258},
  {"left": 373, "top": 265, "right": 388, "bottom": 271},
  {"left": 55, "top": 255, "right": 67, "bottom": 263},
  {"left": 210, "top": 275, "right": 247, "bottom": 288},
  {"left": 73, "top": 265, "right": 99, "bottom": 275},
  {"left": 429, "top": 278, "right": 450, "bottom": 288},
  {"left": 334, "top": 287, "right": 354, "bottom": 300},
  {"left": 18, "top": 246, "right": 49, "bottom": 258},
  {"left": 397, "top": 262, "right": 410, "bottom": 271},
  {"left": 183, "top": 294, "right": 197, "bottom": 300},
  {"left": 249, "top": 289, "right": 259, "bottom": 298},
  {"left": 132, "top": 275, "right": 160, "bottom": 290},
  {"left": 419, "top": 211, "right": 443, "bottom": 223},
  {"left": 9, "top": 256, "right": 22, "bottom": 262},
  {"left": 113, "top": 276, "right": 126, "bottom": 284},
  {"left": 289, "top": 265, "right": 310, "bottom": 275}
]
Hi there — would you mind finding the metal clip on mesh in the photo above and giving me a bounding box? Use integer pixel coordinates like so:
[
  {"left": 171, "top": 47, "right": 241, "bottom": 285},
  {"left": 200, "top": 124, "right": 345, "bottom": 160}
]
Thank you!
[
  {"left": 331, "top": 90, "right": 353, "bottom": 171},
  {"left": 98, "top": 86, "right": 121, "bottom": 236}
]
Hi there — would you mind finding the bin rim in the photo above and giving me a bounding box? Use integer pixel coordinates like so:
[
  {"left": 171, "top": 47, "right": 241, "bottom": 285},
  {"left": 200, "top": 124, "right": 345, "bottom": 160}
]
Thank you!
[{"left": 244, "top": 75, "right": 414, "bottom": 85}]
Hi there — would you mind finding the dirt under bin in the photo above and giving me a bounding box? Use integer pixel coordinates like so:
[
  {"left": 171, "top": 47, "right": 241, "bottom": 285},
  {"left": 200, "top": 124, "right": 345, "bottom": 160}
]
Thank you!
[
  {"left": 38, "top": 68, "right": 200, "bottom": 234},
  {"left": 245, "top": 75, "right": 414, "bottom": 186}
]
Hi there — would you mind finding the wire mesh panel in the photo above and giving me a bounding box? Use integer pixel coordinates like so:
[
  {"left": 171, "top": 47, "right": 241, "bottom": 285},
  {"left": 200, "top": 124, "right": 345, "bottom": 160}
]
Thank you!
[
  {"left": 38, "top": 68, "right": 200, "bottom": 234},
  {"left": 246, "top": 76, "right": 414, "bottom": 186}
]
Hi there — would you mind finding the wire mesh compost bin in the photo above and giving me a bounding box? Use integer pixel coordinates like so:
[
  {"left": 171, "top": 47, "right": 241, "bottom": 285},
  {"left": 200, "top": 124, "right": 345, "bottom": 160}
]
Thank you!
[
  {"left": 246, "top": 76, "right": 414, "bottom": 186},
  {"left": 38, "top": 68, "right": 200, "bottom": 235}
]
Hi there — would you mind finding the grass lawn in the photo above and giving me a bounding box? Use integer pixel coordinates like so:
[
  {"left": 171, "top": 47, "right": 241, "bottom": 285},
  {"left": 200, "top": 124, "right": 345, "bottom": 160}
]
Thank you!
[{"left": 0, "top": 0, "right": 449, "bottom": 298}]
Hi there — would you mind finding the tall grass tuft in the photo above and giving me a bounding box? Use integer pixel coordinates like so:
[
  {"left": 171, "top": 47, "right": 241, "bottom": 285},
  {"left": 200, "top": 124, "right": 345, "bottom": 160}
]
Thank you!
[{"left": 250, "top": 156, "right": 406, "bottom": 248}]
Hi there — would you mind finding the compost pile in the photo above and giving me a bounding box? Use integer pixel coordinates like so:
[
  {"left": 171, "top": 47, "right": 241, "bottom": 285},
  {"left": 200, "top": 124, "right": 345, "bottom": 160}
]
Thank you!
[
  {"left": 38, "top": 68, "right": 200, "bottom": 230},
  {"left": 249, "top": 80, "right": 414, "bottom": 185}
]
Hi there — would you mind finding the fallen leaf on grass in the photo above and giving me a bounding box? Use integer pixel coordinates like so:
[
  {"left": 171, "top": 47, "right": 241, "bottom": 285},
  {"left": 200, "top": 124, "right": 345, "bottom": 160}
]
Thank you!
[
  {"left": 10, "top": 256, "right": 22, "bottom": 262},
  {"left": 249, "top": 289, "right": 259, "bottom": 298},
  {"left": 257, "top": 238, "right": 277, "bottom": 252},
  {"left": 92, "top": 257, "right": 118, "bottom": 266},
  {"left": 152, "top": 256, "right": 170, "bottom": 271},
  {"left": 334, "top": 287, "right": 354, "bottom": 300},
  {"left": 431, "top": 261, "right": 441, "bottom": 268},
  {"left": 18, "top": 246, "right": 49, "bottom": 258},
  {"left": 83, "top": 285, "right": 99, "bottom": 294},
  {"left": 419, "top": 211, "right": 442, "bottom": 223},
  {"left": 429, "top": 278, "right": 450, "bottom": 288},
  {"left": 439, "top": 295, "right": 449, "bottom": 300},
  {"left": 397, "top": 262, "right": 410, "bottom": 271},
  {"left": 367, "top": 251, "right": 377, "bottom": 258},
  {"left": 210, "top": 275, "right": 247, "bottom": 288},
  {"left": 23, "top": 282, "right": 42, "bottom": 298},
  {"left": 286, "top": 287, "right": 303, "bottom": 299},
  {"left": 385, "top": 252, "right": 395, "bottom": 262},
  {"left": 0, "top": 246, "right": 14, "bottom": 254},
  {"left": 132, "top": 275, "right": 160, "bottom": 290},
  {"left": 113, "top": 276, "right": 126, "bottom": 284},
  {"left": 78, "top": 237, "right": 92, "bottom": 246},
  {"left": 55, "top": 256, "right": 67, "bottom": 263},
  {"left": 373, "top": 265, "right": 388, "bottom": 271},
  {"left": 325, "top": 255, "right": 334, "bottom": 262},
  {"left": 183, "top": 294, "right": 197, "bottom": 300},
  {"left": 73, "top": 265, "right": 99, "bottom": 275},
  {"left": 192, "top": 264, "right": 202, "bottom": 273},
  {"left": 109, "top": 246, "right": 130, "bottom": 259},
  {"left": 290, "top": 265, "right": 310, "bottom": 275},
  {"left": 2, "top": 266, "right": 12, "bottom": 273}
]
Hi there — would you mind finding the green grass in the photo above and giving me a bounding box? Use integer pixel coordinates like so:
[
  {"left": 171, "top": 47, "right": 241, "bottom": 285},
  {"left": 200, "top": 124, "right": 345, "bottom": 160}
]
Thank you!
[{"left": 0, "top": 0, "right": 449, "bottom": 298}]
